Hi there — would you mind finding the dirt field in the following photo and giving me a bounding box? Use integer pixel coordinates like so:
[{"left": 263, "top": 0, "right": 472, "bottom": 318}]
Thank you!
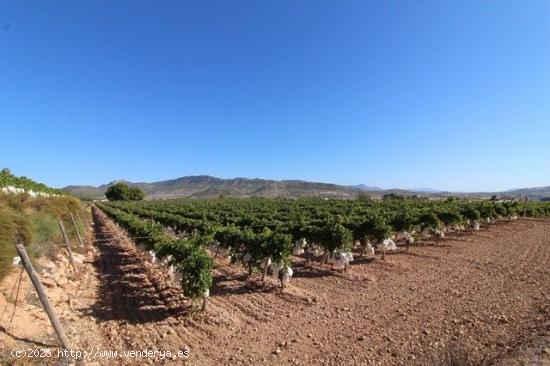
[{"left": 1, "top": 210, "right": 549, "bottom": 365}]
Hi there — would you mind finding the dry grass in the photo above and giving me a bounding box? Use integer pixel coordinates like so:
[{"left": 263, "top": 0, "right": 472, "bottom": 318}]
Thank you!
[
  {"left": 0, "top": 203, "right": 32, "bottom": 279},
  {"left": 0, "top": 194, "right": 88, "bottom": 280}
]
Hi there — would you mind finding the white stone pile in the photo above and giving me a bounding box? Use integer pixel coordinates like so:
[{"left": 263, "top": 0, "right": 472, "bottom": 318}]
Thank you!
[
  {"left": 1, "top": 185, "right": 59, "bottom": 197},
  {"left": 379, "top": 238, "right": 397, "bottom": 252}
]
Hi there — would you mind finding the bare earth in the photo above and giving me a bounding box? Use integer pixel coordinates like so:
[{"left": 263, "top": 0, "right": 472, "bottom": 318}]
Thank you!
[{"left": 1, "top": 210, "right": 549, "bottom": 365}]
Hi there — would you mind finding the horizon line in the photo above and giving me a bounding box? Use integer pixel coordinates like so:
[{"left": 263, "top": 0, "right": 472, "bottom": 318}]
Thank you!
[{"left": 60, "top": 174, "right": 548, "bottom": 195}]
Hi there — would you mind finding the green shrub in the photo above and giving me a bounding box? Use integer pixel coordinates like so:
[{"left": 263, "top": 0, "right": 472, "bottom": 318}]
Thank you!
[
  {"left": 105, "top": 183, "right": 145, "bottom": 201},
  {"left": 437, "top": 210, "right": 463, "bottom": 226},
  {"left": 419, "top": 212, "right": 441, "bottom": 230},
  {"left": 461, "top": 207, "right": 480, "bottom": 222}
]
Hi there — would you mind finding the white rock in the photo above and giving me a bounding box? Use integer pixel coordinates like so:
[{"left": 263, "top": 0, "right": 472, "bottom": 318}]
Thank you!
[
  {"left": 363, "top": 241, "right": 375, "bottom": 256},
  {"left": 434, "top": 229, "right": 445, "bottom": 239},
  {"left": 42, "top": 259, "right": 57, "bottom": 274},
  {"left": 72, "top": 253, "right": 85, "bottom": 264},
  {"left": 293, "top": 241, "right": 305, "bottom": 255},
  {"left": 381, "top": 239, "right": 397, "bottom": 251},
  {"left": 54, "top": 273, "right": 68, "bottom": 286},
  {"left": 148, "top": 250, "right": 157, "bottom": 263},
  {"left": 403, "top": 231, "right": 415, "bottom": 244},
  {"left": 42, "top": 277, "right": 57, "bottom": 288},
  {"left": 282, "top": 267, "right": 293, "bottom": 285},
  {"left": 57, "top": 254, "right": 69, "bottom": 264}
]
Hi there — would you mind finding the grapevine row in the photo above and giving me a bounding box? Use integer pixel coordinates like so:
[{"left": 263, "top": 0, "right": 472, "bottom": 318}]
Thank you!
[
  {"left": 95, "top": 203, "right": 213, "bottom": 305},
  {"left": 100, "top": 198, "right": 550, "bottom": 304}
]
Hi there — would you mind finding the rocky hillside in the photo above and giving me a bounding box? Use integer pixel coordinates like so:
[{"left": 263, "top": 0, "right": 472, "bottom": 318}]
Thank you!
[
  {"left": 63, "top": 176, "right": 550, "bottom": 201},
  {"left": 504, "top": 186, "right": 550, "bottom": 200},
  {"left": 63, "top": 176, "right": 364, "bottom": 200}
]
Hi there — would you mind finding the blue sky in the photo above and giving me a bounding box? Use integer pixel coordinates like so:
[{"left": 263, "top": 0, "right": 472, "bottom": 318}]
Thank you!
[{"left": 1, "top": 1, "right": 549, "bottom": 192}]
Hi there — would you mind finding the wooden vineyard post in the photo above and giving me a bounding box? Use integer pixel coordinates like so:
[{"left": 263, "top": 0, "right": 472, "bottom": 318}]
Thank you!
[
  {"left": 59, "top": 221, "right": 76, "bottom": 271},
  {"left": 523, "top": 197, "right": 528, "bottom": 218},
  {"left": 201, "top": 294, "right": 208, "bottom": 312},
  {"left": 15, "top": 244, "right": 72, "bottom": 350},
  {"left": 70, "top": 213, "right": 85, "bottom": 247},
  {"left": 75, "top": 210, "right": 87, "bottom": 232}
]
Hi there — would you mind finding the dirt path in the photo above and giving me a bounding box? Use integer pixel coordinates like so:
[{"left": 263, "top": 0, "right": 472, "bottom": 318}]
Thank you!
[
  {"left": 84, "top": 211, "right": 550, "bottom": 365},
  {"left": 87, "top": 208, "right": 196, "bottom": 364}
]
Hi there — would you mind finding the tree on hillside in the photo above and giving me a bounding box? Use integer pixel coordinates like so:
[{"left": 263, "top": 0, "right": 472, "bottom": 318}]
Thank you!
[
  {"left": 105, "top": 182, "right": 145, "bottom": 201},
  {"left": 127, "top": 187, "right": 145, "bottom": 200},
  {"left": 357, "top": 193, "right": 371, "bottom": 202}
]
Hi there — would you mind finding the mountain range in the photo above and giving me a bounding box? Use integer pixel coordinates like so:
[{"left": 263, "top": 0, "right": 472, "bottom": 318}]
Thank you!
[
  {"left": 64, "top": 176, "right": 360, "bottom": 200},
  {"left": 62, "top": 175, "right": 550, "bottom": 200}
]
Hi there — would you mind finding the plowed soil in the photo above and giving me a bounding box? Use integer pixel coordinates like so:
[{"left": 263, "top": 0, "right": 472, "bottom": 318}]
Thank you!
[{"left": 78, "top": 209, "right": 550, "bottom": 365}]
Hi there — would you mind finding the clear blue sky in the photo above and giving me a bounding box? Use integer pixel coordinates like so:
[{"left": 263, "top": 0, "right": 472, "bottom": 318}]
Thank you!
[{"left": 1, "top": 1, "right": 549, "bottom": 192}]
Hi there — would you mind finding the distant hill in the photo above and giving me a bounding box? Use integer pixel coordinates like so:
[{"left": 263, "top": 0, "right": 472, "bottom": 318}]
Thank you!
[
  {"left": 353, "top": 184, "right": 383, "bottom": 191},
  {"left": 504, "top": 186, "right": 550, "bottom": 200},
  {"left": 63, "top": 176, "right": 366, "bottom": 200},
  {"left": 62, "top": 176, "right": 550, "bottom": 201}
]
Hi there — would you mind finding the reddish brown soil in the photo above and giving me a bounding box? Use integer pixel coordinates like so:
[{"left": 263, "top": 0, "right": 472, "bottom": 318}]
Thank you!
[
  {"left": 79, "top": 210, "right": 550, "bottom": 365},
  {"left": 5, "top": 210, "right": 545, "bottom": 364}
]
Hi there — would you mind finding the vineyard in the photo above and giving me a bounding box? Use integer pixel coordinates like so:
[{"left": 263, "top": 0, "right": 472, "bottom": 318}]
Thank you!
[{"left": 97, "top": 197, "right": 550, "bottom": 308}]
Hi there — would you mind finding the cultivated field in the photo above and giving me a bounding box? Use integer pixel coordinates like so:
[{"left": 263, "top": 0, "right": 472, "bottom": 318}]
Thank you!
[
  {"left": 62, "top": 212, "right": 550, "bottom": 364},
  {"left": 91, "top": 215, "right": 550, "bottom": 365},
  {"left": 1, "top": 199, "right": 550, "bottom": 365}
]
